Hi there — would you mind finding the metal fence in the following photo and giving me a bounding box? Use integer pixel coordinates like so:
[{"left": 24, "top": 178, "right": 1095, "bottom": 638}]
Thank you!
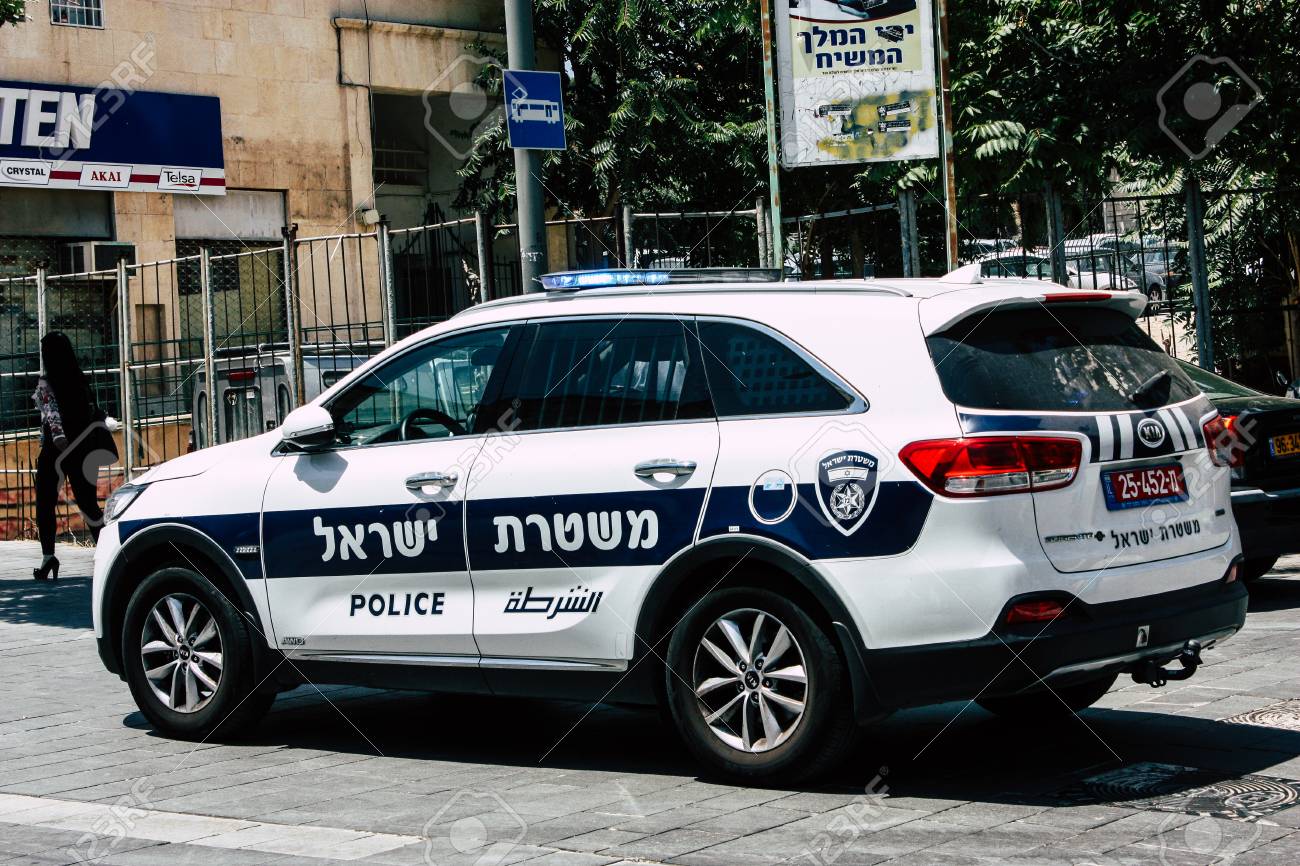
[{"left": 0, "top": 206, "right": 769, "bottom": 540}]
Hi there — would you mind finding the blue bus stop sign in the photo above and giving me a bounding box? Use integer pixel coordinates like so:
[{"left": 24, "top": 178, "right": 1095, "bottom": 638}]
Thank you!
[{"left": 504, "top": 69, "right": 566, "bottom": 151}]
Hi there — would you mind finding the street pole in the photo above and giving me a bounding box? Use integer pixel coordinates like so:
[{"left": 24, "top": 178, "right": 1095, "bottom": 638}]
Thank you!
[
  {"left": 505, "top": 0, "right": 549, "bottom": 291},
  {"left": 935, "top": 0, "right": 958, "bottom": 272},
  {"left": 759, "top": 0, "right": 784, "bottom": 273}
]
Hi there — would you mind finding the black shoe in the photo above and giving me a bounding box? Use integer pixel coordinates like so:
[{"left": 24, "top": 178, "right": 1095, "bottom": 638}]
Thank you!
[{"left": 33, "top": 556, "right": 59, "bottom": 581}]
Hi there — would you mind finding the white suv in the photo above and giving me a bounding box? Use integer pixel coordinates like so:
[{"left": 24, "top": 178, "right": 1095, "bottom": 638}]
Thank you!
[{"left": 93, "top": 267, "right": 1248, "bottom": 782}]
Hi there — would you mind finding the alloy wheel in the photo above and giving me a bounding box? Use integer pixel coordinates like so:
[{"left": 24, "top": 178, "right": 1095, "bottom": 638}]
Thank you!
[
  {"left": 140, "top": 593, "right": 224, "bottom": 713},
  {"left": 691, "top": 608, "right": 808, "bottom": 753}
]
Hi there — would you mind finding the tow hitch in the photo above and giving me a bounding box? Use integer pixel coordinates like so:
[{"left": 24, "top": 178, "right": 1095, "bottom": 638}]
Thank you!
[{"left": 1131, "top": 640, "right": 1202, "bottom": 688}]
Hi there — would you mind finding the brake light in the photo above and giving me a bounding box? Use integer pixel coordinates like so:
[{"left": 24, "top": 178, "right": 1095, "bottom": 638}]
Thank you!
[
  {"left": 1006, "top": 599, "right": 1066, "bottom": 624},
  {"left": 899, "top": 436, "right": 1083, "bottom": 497},
  {"left": 1203, "top": 414, "right": 1243, "bottom": 467},
  {"left": 1041, "top": 292, "right": 1112, "bottom": 302},
  {"left": 227, "top": 369, "right": 256, "bottom": 382}
]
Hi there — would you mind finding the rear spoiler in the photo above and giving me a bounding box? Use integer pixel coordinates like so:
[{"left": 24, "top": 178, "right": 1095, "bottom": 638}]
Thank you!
[{"left": 919, "top": 285, "right": 1148, "bottom": 336}]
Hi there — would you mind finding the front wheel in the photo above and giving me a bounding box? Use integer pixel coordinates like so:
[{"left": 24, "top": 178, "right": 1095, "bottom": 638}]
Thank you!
[
  {"left": 664, "top": 586, "right": 857, "bottom": 783},
  {"left": 122, "top": 567, "right": 273, "bottom": 739},
  {"left": 976, "top": 673, "right": 1117, "bottom": 720}
]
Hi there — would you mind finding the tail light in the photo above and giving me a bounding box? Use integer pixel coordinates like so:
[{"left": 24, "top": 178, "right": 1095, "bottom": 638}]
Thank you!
[
  {"left": 1203, "top": 414, "right": 1244, "bottom": 468},
  {"left": 1006, "top": 599, "right": 1067, "bottom": 624},
  {"left": 899, "top": 436, "right": 1083, "bottom": 497},
  {"left": 227, "top": 369, "right": 256, "bottom": 383}
]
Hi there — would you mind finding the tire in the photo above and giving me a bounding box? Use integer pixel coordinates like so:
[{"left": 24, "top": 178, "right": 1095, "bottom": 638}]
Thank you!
[
  {"left": 1242, "top": 556, "right": 1279, "bottom": 582},
  {"left": 122, "top": 567, "right": 274, "bottom": 740},
  {"left": 663, "top": 586, "right": 857, "bottom": 783},
  {"left": 1148, "top": 283, "right": 1164, "bottom": 301},
  {"left": 976, "top": 673, "right": 1117, "bottom": 720}
]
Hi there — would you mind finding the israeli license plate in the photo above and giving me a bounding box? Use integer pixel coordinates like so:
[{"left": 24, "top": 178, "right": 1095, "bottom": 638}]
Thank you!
[
  {"left": 1270, "top": 432, "right": 1300, "bottom": 459},
  {"left": 1101, "top": 464, "right": 1188, "bottom": 511}
]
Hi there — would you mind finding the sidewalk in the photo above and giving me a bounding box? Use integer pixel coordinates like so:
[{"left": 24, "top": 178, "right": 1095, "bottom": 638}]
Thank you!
[{"left": 3, "top": 541, "right": 1300, "bottom": 865}]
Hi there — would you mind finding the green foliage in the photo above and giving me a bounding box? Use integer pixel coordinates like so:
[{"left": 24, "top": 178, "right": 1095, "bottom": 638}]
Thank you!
[
  {"left": 0, "top": 0, "right": 25, "bottom": 27},
  {"left": 454, "top": 0, "right": 766, "bottom": 220}
]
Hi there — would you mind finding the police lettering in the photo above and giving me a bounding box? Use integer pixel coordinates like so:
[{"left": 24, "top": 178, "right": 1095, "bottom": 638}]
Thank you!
[{"left": 349, "top": 592, "right": 445, "bottom": 617}]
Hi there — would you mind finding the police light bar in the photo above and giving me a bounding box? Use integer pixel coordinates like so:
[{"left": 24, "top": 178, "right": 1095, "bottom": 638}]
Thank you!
[{"left": 539, "top": 268, "right": 782, "bottom": 291}]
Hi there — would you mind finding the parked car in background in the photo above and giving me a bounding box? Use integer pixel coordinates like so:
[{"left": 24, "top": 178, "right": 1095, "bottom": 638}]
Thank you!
[
  {"left": 1064, "top": 251, "right": 1140, "bottom": 293},
  {"left": 189, "top": 343, "right": 368, "bottom": 450},
  {"left": 1179, "top": 360, "right": 1300, "bottom": 580}
]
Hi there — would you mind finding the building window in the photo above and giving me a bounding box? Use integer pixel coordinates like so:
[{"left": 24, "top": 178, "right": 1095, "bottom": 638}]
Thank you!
[{"left": 50, "top": 0, "right": 104, "bottom": 28}]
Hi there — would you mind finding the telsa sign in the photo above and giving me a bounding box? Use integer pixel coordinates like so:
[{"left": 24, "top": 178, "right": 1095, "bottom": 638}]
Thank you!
[{"left": 0, "top": 88, "right": 96, "bottom": 150}]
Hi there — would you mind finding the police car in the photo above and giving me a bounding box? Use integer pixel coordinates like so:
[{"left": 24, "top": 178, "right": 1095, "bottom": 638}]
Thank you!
[{"left": 93, "top": 266, "right": 1248, "bottom": 782}]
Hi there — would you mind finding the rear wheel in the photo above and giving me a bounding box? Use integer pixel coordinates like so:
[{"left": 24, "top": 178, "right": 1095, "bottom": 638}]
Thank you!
[
  {"left": 976, "top": 673, "right": 1117, "bottom": 719},
  {"left": 664, "top": 586, "right": 857, "bottom": 783},
  {"left": 1148, "top": 283, "right": 1164, "bottom": 301},
  {"left": 1242, "top": 556, "right": 1279, "bottom": 582},
  {"left": 123, "top": 567, "right": 273, "bottom": 739}
]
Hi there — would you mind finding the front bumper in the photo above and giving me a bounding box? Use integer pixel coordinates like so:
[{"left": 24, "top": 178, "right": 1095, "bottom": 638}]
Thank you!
[
  {"left": 1232, "top": 485, "right": 1300, "bottom": 560},
  {"left": 861, "top": 574, "right": 1247, "bottom": 710}
]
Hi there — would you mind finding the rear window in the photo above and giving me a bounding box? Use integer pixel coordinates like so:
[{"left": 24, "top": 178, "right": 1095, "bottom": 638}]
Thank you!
[{"left": 927, "top": 307, "right": 1199, "bottom": 412}]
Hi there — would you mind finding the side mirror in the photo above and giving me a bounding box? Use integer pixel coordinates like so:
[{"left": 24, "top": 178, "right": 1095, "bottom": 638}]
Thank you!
[{"left": 280, "top": 404, "right": 335, "bottom": 450}]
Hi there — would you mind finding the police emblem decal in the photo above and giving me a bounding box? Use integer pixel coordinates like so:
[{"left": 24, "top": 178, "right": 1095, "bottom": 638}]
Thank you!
[{"left": 815, "top": 450, "right": 880, "bottom": 536}]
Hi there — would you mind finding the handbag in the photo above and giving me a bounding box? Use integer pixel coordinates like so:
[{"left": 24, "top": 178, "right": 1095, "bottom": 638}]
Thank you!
[{"left": 83, "top": 405, "right": 120, "bottom": 465}]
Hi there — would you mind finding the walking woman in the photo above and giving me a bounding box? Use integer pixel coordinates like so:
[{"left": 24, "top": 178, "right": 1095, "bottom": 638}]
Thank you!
[{"left": 32, "top": 332, "right": 112, "bottom": 580}]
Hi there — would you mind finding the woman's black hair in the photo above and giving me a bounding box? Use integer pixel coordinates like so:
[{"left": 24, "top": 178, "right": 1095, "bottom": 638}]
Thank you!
[{"left": 41, "top": 331, "right": 92, "bottom": 434}]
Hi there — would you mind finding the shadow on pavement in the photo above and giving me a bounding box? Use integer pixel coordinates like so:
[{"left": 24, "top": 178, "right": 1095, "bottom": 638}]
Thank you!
[
  {"left": 0, "top": 575, "right": 92, "bottom": 629},
  {"left": 1246, "top": 572, "right": 1300, "bottom": 613},
  {"left": 115, "top": 671, "right": 1300, "bottom": 802}
]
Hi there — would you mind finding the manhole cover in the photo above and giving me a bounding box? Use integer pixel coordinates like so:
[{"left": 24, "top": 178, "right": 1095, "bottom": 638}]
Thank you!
[
  {"left": 1223, "top": 699, "right": 1300, "bottom": 731},
  {"left": 1059, "top": 762, "right": 1300, "bottom": 821}
]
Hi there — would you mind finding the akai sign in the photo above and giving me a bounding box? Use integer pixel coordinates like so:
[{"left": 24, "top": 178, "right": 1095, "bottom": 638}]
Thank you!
[{"left": 0, "top": 80, "right": 225, "bottom": 195}]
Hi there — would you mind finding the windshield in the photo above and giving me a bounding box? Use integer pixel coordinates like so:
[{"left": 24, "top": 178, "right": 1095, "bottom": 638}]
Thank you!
[{"left": 1177, "top": 360, "right": 1261, "bottom": 400}]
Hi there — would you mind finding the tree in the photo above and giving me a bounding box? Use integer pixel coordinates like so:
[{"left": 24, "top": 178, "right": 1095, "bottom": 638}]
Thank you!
[
  {"left": 455, "top": 0, "right": 767, "bottom": 222},
  {"left": 1, "top": 0, "right": 25, "bottom": 27}
]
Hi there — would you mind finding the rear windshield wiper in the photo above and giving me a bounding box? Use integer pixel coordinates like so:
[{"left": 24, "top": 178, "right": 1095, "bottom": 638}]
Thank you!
[{"left": 1129, "top": 369, "right": 1171, "bottom": 406}]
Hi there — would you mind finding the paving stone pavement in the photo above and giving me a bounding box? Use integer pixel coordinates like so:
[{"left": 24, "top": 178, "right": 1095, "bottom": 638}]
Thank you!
[{"left": 3, "top": 539, "right": 1300, "bottom": 865}]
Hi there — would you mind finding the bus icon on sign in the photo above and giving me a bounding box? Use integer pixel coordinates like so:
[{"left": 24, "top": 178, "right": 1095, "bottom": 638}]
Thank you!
[{"left": 510, "top": 97, "right": 561, "bottom": 124}]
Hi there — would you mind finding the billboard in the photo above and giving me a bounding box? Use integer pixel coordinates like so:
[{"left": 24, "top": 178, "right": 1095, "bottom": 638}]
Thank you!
[
  {"left": 0, "top": 80, "right": 225, "bottom": 195},
  {"left": 774, "top": 0, "right": 939, "bottom": 168}
]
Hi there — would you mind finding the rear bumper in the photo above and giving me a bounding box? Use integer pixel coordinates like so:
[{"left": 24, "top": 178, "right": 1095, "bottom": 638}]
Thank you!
[
  {"left": 861, "top": 573, "right": 1247, "bottom": 711},
  {"left": 1232, "top": 485, "right": 1300, "bottom": 560}
]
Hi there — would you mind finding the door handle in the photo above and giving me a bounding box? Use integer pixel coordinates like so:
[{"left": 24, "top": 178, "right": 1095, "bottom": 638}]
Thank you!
[
  {"left": 405, "top": 470, "right": 458, "bottom": 491},
  {"left": 634, "top": 459, "right": 697, "bottom": 479}
]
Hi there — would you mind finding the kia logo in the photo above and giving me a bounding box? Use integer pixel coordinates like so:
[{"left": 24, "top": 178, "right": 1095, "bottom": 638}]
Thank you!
[{"left": 1137, "top": 418, "right": 1166, "bottom": 448}]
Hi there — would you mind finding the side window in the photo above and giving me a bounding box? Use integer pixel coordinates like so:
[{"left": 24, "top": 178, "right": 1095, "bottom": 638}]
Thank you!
[
  {"left": 328, "top": 327, "right": 510, "bottom": 446},
  {"left": 698, "top": 320, "right": 854, "bottom": 417},
  {"left": 503, "top": 318, "right": 711, "bottom": 431}
]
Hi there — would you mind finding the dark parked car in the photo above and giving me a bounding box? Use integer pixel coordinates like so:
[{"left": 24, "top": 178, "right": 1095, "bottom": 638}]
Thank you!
[{"left": 1180, "top": 360, "right": 1300, "bottom": 580}]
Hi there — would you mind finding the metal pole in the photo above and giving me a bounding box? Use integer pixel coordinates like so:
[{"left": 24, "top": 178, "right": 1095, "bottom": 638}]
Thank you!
[
  {"left": 758, "top": 0, "right": 784, "bottom": 272},
  {"left": 505, "top": 0, "right": 549, "bottom": 292},
  {"left": 35, "top": 268, "right": 47, "bottom": 362},
  {"left": 1043, "top": 181, "right": 1068, "bottom": 285},
  {"left": 898, "top": 191, "right": 913, "bottom": 278},
  {"left": 755, "top": 197, "right": 769, "bottom": 268},
  {"left": 199, "top": 246, "right": 218, "bottom": 445},
  {"left": 377, "top": 217, "right": 396, "bottom": 346},
  {"left": 935, "top": 0, "right": 958, "bottom": 272},
  {"left": 116, "top": 260, "right": 134, "bottom": 480},
  {"left": 475, "top": 211, "right": 494, "bottom": 301},
  {"left": 622, "top": 204, "right": 635, "bottom": 267},
  {"left": 1186, "top": 177, "right": 1215, "bottom": 370},
  {"left": 281, "top": 224, "right": 305, "bottom": 407}
]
